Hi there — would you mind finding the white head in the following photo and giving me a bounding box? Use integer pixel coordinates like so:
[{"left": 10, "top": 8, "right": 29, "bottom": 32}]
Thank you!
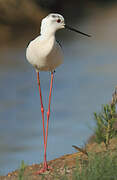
[
  {"left": 40, "top": 13, "right": 91, "bottom": 37},
  {"left": 40, "top": 13, "right": 65, "bottom": 36}
]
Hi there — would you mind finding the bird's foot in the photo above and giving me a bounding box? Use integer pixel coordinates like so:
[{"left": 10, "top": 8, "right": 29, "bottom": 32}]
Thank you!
[{"left": 34, "top": 163, "right": 52, "bottom": 175}]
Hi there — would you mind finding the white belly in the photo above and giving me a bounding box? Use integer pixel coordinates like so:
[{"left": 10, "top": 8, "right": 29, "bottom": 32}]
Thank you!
[{"left": 26, "top": 36, "right": 63, "bottom": 72}]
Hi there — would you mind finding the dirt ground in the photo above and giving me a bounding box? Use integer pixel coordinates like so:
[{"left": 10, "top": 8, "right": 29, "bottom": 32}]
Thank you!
[{"left": 0, "top": 138, "right": 117, "bottom": 180}]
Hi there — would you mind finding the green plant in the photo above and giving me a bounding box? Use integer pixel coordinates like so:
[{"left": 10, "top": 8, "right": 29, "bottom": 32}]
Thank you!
[
  {"left": 58, "top": 150, "right": 117, "bottom": 180},
  {"left": 94, "top": 104, "right": 117, "bottom": 147},
  {"left": 18, "top": 160, "right": 27, "bottom": 180},
  {"left": 72, "top": 151, "right": 117, "bottom": 180}
]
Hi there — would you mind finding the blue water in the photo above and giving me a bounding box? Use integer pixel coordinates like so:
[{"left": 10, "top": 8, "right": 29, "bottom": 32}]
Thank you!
[{"left": 0, "top": 6, "right": 117, "bottom": 175}]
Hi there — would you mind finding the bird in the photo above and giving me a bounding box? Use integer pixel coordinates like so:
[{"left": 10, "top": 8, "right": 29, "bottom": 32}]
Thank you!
[{"left": 26, "top": 13, "right": 91, "bottom": 174}]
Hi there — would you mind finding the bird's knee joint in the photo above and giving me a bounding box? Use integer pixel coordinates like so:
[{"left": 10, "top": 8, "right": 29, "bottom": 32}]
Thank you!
[
  {"left": 41, "top": 107, "right": 44, "bottom": 113},
  {"left": 47, "top": 111, "right": 50, "bottom": 116}
]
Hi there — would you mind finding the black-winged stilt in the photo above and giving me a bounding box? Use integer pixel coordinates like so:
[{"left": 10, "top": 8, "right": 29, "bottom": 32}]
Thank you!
[{"left": 26, "top": 13, "right": 91, "bottom": 174}]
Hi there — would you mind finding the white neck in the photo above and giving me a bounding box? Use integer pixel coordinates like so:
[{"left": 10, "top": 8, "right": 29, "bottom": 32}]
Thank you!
[
  {"left": 40, "top": 23, "right": 57, "bottom": 38},
  {"left": 40, "top": 31, "right": 55, "bottom": 43}
]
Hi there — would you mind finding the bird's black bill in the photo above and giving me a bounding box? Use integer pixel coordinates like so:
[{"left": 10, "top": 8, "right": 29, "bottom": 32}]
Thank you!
[{"left": 65, "top": 25, "right": 91, "bottom": 37}]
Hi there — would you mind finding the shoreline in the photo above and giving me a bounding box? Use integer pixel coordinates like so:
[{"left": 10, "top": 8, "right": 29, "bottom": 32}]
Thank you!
[{"left": 0, "top": 137, "right": 117, "bottom": 180}]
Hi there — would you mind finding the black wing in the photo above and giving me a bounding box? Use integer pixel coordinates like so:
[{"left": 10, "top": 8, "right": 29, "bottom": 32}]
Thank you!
[{"left": 56, "top": 40, "right": 62, "bottom": 49}]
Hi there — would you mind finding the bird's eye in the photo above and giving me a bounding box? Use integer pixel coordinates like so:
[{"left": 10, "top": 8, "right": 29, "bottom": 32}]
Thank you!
[{"left": 57, "top": 19, "right": 61, "bottom": 23}]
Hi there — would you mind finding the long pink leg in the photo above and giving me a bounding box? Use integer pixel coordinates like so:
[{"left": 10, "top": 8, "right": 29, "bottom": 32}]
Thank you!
[
  {"left": 44, "top": 72, "right": 54, "bottom": 169},
  {"left": 37, "top": 72, "right": 45, "bottom": 148},
  {"left": 35, "top": 72, "right": 54, "bottom": 174}
]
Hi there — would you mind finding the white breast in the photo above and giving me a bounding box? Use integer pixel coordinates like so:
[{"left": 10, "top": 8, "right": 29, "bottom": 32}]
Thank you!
[{"left": 26, "top": 35, "right": 63, "bottom": 72}]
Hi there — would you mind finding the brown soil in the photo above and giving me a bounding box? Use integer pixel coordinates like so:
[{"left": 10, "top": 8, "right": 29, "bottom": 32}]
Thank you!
[{"left": 0, "top": 138, "right": 117, "bottom": 180}]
